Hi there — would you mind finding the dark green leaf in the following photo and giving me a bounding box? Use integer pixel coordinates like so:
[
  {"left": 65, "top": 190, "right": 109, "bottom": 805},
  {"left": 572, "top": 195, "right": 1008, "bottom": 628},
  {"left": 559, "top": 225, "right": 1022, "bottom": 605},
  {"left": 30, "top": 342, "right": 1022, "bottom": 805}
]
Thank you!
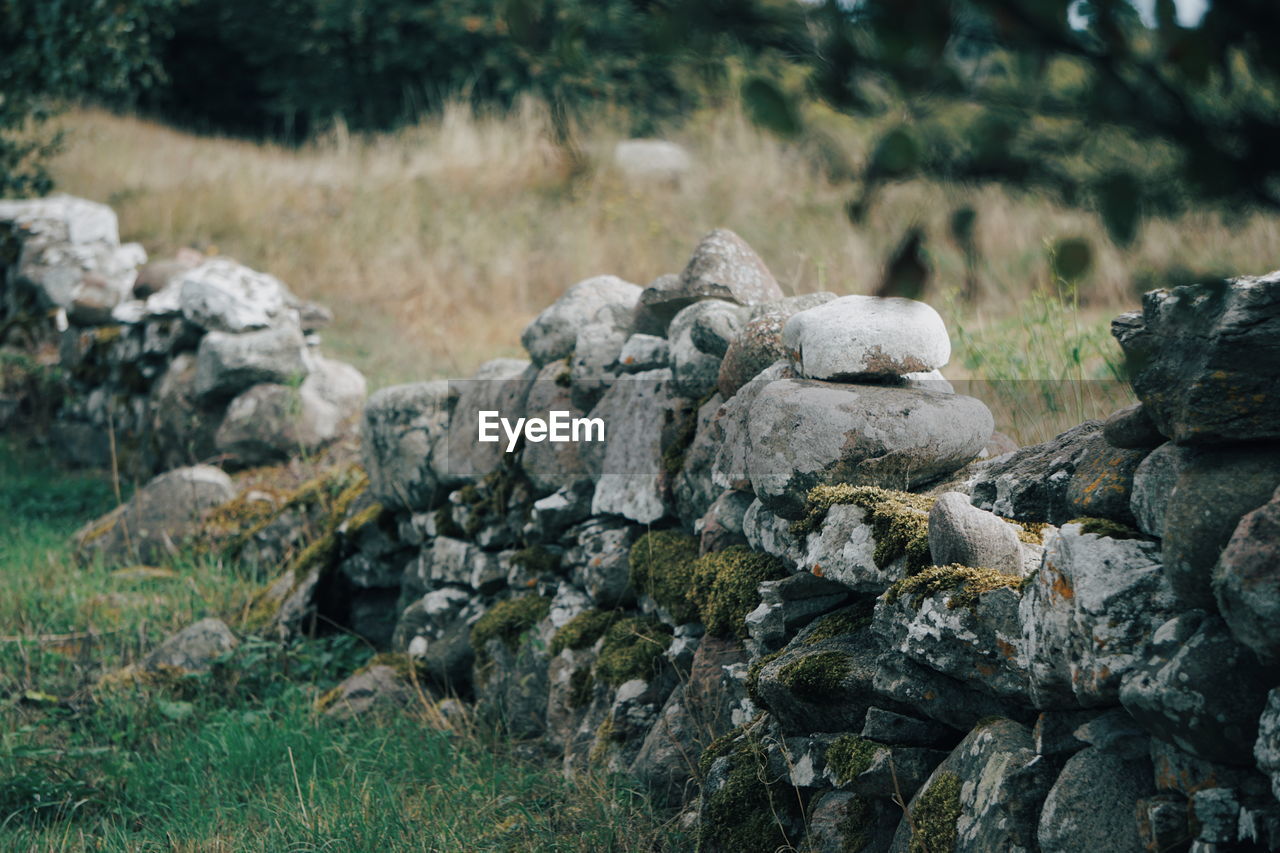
[{"left": 740, "top": 76, "right": 802, "bottom": 138}]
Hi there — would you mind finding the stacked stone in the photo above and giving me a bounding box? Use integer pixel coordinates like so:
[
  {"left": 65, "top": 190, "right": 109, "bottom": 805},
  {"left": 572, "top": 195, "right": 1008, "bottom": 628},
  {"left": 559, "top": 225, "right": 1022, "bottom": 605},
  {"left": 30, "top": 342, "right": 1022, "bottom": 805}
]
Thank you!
[
  {"left": 0, "top": 195, "right": 366, "bottom": 475},
  {"left": 44, "top": 196, "right": 1280, "bottom": 852}
]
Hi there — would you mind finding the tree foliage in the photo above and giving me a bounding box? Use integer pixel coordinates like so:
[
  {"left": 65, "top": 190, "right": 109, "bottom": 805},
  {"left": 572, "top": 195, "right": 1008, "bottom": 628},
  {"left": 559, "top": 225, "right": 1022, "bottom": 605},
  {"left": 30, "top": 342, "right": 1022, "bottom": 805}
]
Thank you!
[
  {"left": 776, "top": 0, "right": 1280, "bottom": 257},
  {"left": 0, "top": 0, "right": 175, "bottom": 196}
]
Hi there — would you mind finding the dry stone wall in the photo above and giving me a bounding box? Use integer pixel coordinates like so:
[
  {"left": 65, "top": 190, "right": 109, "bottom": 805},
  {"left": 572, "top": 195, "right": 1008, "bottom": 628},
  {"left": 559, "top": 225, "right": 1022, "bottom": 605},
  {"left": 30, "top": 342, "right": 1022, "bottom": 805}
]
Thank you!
[{"left": 7, "top": 195, "right": 1280, "bottom": 853}]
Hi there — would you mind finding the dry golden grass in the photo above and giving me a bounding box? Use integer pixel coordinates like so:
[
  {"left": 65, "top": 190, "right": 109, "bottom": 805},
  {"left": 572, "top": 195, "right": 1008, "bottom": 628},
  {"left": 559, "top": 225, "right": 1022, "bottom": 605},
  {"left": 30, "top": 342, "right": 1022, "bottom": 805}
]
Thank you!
[{"left": 46, "top": 103, "right": 1280, "bottom": 440}]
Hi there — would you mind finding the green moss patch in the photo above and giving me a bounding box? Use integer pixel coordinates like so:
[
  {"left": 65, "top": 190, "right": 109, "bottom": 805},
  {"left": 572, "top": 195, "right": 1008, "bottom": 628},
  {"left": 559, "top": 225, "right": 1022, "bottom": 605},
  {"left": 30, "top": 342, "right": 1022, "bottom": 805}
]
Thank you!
[
  {"left": 777, "top": 650, "right": 852, "bottom": 701},
  {"left": 568, "top": 664, "right": 595, "bottom": 709},
  {"left": 827, "top": 736, "right": 880, "bottom": 786},
  {"left": 909, "top": 771, "right": 962, "bottom": 853},
  {"left": 690, "top": 545, "right": 788, "bottom": 639},
  {"left": 1008, "top": 518, "right": 1050, "bottom": 545},
  {"left": 550, "top": 609, "right": 618, "bottom": 655},
  {"left": 746, "top": 649, "right": 783, "bottom": 707},
  {"left": 802, "top": 601, "right": 874, "bottom": 646},
  {"left": 594, "top": 617, "right": 672, "bottom": 687},
  {"left": 791, "top": 485, "right": 934, "bottom": 575},
  {"left": 629, "top": 530, "right": 701, "bottom": 624},
  {"left": 1067, "top": 516, "right": 1146, "bottom": 540},
  {"left": 885, "top": 564, "right": 1022, "bottom": 612},
  {"left": 836, "top": 795, "right": 877, "bottom": 853},
  {"left": 697, "top": 732, "right": 798, "bottom": 853},
  {"left": 511, "top": 544, "right": 560, "bottom": 577},
  {"left": 470, "top": 595, "right": 551, "bottom": 660}
]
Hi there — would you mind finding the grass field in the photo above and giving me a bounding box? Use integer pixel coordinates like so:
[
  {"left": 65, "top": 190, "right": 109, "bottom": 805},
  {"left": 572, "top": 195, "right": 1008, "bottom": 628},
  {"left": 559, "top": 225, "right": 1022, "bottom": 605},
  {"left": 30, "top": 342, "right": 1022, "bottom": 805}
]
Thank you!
[
  {"left": 0, "top": 440, "right": 684, "bottom": 851},
  {"left": 48, "top": 106, "right": 1280, "bottom": 404}
]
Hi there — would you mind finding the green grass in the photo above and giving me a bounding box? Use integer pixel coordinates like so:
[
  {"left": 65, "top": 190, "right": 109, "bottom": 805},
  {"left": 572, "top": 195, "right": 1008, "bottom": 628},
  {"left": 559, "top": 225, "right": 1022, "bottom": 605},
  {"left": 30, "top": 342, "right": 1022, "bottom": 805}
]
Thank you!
[{"left": 0, "top": 440, "right": 685, "bottom": 851}]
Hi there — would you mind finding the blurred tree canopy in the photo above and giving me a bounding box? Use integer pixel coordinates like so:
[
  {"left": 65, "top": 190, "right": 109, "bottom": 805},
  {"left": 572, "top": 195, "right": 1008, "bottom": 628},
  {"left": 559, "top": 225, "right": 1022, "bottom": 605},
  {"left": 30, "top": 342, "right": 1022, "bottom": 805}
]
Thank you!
[
  {"left": 147, "top": 0, "right": 803, "bottom": 139},
  {"left": 0, "top": 0, "right": 175, "bottom": 196},
  {"left": 757, "top": 0, "right": 1280, "bottom": 265}
]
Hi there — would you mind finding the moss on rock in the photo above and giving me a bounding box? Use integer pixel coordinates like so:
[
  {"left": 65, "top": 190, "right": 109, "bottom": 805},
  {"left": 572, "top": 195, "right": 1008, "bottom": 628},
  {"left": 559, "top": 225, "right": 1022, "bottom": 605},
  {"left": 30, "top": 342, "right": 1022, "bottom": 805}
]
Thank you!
[
  {"left": 1067, "top": 516, "right": 1146, "bottom": 540},
  {"left": 909, "top": 771, "right": 962, "bottom": 853},
  {"left": 827, "top": 736, "right": 880, "bottom": 786},
  {"left": 697, "top": 731, "right": 797, "bottom": 853},
  {"left": 568, "top": 664, "right": 595, "bottom": 710},
  {"left": 469, "top": 595, "right": 551, "bottom": 660},
  {"left": 791, "top": 485, "right": 934, "bottom": 575},
  {"left": 885, "top": 564, "right": 1022, "bottom": 612},
  {"left": 746, "top": 649, "right": 784, "bottom": 707},
  {"left": 510, "top": 544, "right": 560, "bottom": 577},
  {"left": 802, "top": 601, "right": 874, "bottom": 646},
  {"left": 594, "top": 616, "right": 672, "bottom": 687},
  {"left": 690, "top": 545, "right": 788, "bottom": 639},
  {"left": 629, "top": 530, "right": 701, "bottom": 624},
  {"left": 836, "top": 794, "right": 877, "bottom": 852},
  {"left": 777, "top": 650, "right": 852, "bottom": 701},
  {"left": 550, "top": 609, "right": 618, "bottom": 655}
]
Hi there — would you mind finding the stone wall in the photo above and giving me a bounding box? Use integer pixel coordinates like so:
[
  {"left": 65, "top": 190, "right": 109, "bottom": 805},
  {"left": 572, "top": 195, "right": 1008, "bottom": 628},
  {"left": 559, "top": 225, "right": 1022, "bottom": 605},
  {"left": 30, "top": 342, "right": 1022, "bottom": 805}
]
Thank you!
[{"left": 8, "top": 196, "right": 1280, "bottom": 852}]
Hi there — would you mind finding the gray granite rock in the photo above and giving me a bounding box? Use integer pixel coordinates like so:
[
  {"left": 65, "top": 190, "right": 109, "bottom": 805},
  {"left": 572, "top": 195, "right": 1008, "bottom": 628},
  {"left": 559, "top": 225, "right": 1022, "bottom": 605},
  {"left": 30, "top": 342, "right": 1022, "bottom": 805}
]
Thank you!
[
  {"left": 521, "top": 275, "right": 641, "bottom": 366},
  {"left": 783, "top": 294, "right": 951, "bottom": 380}
]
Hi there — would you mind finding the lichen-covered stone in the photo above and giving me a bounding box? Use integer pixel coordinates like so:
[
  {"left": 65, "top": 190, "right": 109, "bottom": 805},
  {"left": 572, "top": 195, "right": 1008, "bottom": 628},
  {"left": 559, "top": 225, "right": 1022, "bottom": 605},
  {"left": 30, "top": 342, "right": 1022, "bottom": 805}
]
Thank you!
[
  {"left": 1160, "top": 445, "right": 1280, "bottom": 608},
  {"left": 361, "top": 380, "right": 456, "bottom": 511},
  {"left": 178, "top": 258, "right": 296, "bottom": 333},
  {"left": 878, "top": 569, "right": 1030, "bottom": 704},
  {"left": 1214, "top": 486, "right": 1280, "bottom": 663},
  {"left": 1111, "top": 273, "right": 1280, "bottom": 444},
  {"left": 521, "top": 274, "right": 641, "bottom": 366},
  {"left": 748, "top": 379, "right": 992, "bottom": 519},
  {"left": 1128, "top": 441, "right": 1192, "bottom": 538},
  {"left": 633, "top": 229, "right": 782, "bottom": 335},
  {"left": 969, "top": 420, "right": 1103, "bottom": 524},
  {"left": 889, "top": 719, "right": 1057, "bottom": 853},
  {"left": 1037, "top": 746, "right": 1154, "bottom": 853},
  {"left": 192, "top": 324, "right": 309, "bottom": 403},
  {"left": 567, "top": 518, "right": 641, "bottom": 608},
  {"left": 1020, "top": 523, "right": 1179, "bottom": 708},
  {"left": 1120, "top": 611, "right": 1274, "bottom": 765},
  {"left": 1103, "top": 402, "right": 1166, "bottom": 449},
  {"left": 716, "top": 293, "right": 836, "bottom": 398},
  {"left": 1063, "top": 435, "right": 1148, "bottom": 525}
]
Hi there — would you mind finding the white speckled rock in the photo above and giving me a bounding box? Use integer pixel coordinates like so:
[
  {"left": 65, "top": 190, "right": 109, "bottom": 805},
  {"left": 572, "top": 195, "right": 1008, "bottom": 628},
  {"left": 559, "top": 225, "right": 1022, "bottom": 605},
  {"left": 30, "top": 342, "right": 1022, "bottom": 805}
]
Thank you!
[
  {"left": 179, "top": 258, "right": 296, "bottom": 333},
  {"left": 783, "top": 295, "right": 951, "bottom": 380}
]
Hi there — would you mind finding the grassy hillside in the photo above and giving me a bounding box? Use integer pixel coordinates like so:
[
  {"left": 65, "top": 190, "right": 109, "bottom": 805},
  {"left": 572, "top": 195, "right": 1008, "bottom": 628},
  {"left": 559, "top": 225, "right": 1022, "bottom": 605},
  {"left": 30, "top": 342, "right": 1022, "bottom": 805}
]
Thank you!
[
  {"left": 0, "top": 441, "right": 683, "bottom": 850},
  {"left": 47, "top": 107, "right": 1280, "bottom": 409}
]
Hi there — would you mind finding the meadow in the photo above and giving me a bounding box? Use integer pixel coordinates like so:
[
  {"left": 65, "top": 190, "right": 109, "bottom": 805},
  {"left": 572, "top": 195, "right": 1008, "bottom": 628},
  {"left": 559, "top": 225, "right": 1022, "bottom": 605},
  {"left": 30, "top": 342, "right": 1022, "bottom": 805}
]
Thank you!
[
  {"left": 0, "top": 440, "right": 685, "bottom": 851},
  {"left": 46, "top": 104, "right": 1280, "bottom": 444}
]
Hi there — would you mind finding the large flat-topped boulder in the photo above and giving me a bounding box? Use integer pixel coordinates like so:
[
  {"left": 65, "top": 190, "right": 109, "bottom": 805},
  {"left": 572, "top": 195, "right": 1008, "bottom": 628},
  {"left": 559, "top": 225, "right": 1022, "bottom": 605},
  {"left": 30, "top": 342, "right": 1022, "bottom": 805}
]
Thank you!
[
  {"left": 745, "top": 379, "right": 992, "bottom": 518},
  {"left": 1112, "top": 272, "right": 1280, "bottom": 444},
  {"left": 632, "top": 229, "right": 783, "bottom": 334},
  {"left": 783, "top": 294, "right": 951, "bottom": 380}
]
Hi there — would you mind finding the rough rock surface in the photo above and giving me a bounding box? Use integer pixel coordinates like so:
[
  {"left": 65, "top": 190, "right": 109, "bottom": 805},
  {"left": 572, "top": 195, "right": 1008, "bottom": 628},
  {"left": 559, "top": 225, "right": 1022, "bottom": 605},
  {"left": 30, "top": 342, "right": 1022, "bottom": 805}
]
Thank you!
[
  {"left": 1021, "top": 524, "right": 1179, "bottom": 708},
  {"left": 1112, "top": 273, "right": 1280, "bottom": 444},
  {"left": 362, "top": 381, "right": 455, "bottom": 511},
  {"left": 1037, "top": 746, "right": 1153, "bottom": 853},
  {"left": 928, "top": 492, "right": 1023, "bottom": 575},
  {"left": 192, "top": 325, "right": 309, "bottom": 403},
  {"left": 889, "top": 719, "right": 1056, "bottom": 853},
  {"left": 521, "top": 275, "right": 641, "bottom": 366},
  {"left": 1128, "top": 442, "right": 1192, "bottom": 538},
  {"left": 1103, "top": 402, "right": 1166, "bottom": 449},
  {"left": 1161, "top": 445, "right": 1280, "bottom": 608},
  {"left": 178, "top": 258, "right": 295, "bottom": 333},
  {"left": 142, "top": 618, "right": 239, "bottom": 673},
  {"left": 1120, "top": 611, "right": 1275, "bottom": 765},
  {"left": 747, "top": 379, "right": 993, "bottom": 518},
  {"left": 1214, "top": 487, "right": 1280, "bottom": 662},
  {"left": 969, "top": 420, "right": 1103, "bottom": 523},
  {"left": 75, "top": 465, "right": 235, "bottom": 565},
  {"left": 782, "top": 295, "right": 951, "bottom": 380},
  {"left": 716, "top": 294, "right": 836, "bottom": 397},
  {"left": 632, "top": 229, "right": 782, "bottom": 334}
]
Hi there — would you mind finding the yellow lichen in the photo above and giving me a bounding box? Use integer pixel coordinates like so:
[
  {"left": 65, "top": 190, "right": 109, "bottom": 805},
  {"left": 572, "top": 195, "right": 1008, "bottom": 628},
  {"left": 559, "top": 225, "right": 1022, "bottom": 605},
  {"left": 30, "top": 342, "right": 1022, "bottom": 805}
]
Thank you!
[{"left": 885, "top": 564, "right": 1022, "bottom": 611}]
